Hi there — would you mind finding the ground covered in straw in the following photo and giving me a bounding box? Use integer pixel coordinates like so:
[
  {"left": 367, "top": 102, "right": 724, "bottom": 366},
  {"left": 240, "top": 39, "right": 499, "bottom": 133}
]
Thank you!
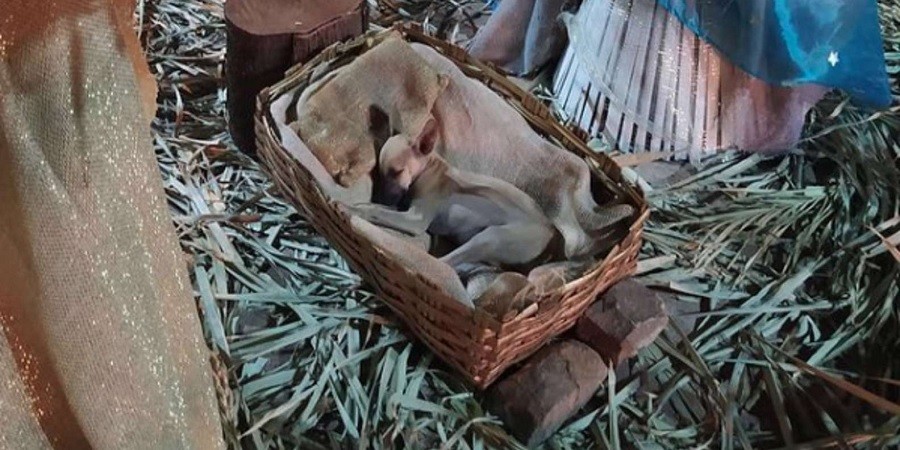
[{"left": 143, "top": 0, "right": 900, "bottom": 448}]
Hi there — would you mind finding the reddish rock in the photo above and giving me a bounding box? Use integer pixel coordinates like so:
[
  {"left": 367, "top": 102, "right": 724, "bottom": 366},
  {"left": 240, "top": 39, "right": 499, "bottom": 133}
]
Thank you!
[
  {"left": 576, "top": 279, "right": 668, "bottom": 364},
  {"left": 485, "top": 340, "right": 607, "bottom": 448}
]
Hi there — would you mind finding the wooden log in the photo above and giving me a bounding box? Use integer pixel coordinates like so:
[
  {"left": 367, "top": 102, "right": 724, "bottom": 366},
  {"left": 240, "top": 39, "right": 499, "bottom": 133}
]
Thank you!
[{"left": 225, "top": 0, "right": 367, "bottom": 157}]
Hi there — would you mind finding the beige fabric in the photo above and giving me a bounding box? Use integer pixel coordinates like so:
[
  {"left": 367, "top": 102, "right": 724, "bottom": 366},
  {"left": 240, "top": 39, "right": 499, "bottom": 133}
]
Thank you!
[
  {"left": 349, "top": 216, "right": 471, "bottom": 306},
  {"left": 0, "top": 1, "right": 225, "bottom": 449},
  {"left": 0, "top": 336, "right": 53, "bottom": 450}
]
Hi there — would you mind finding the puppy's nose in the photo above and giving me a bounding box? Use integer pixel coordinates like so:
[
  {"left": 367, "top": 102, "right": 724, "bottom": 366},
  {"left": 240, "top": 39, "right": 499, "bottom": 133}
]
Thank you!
[
  {"left": 373, "top": 182, "right": 407, "bottom": 207},
  {"left": 384, "top": 185, "right": 407, "bottom": 207}
]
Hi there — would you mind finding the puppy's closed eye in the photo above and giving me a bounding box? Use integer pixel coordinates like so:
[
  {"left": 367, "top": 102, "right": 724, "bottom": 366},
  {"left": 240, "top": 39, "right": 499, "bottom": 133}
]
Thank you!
[{"left": 387, "top": 167, "right": 403, "bottom": 177}]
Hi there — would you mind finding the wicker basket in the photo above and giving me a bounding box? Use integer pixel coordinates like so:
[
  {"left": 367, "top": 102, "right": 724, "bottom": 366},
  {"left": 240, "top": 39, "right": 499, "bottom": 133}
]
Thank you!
[{"left": 255, "top": 24, "right": 649, "bottom": 389}]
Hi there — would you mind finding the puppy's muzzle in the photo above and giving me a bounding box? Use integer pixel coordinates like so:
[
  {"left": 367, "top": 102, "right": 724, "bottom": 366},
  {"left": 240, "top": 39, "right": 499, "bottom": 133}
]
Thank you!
[{"left": 373, "top": 178, "right": 408, "bottom": 207}]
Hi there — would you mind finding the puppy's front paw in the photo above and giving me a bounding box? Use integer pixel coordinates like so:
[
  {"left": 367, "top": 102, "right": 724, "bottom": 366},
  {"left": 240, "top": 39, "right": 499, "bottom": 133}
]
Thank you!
[
  {"left": 349, "top": 203, "right": 391, "bottom": 220},
  {"left": 347, "top": 202, "right": 373, "bottom": 213}
]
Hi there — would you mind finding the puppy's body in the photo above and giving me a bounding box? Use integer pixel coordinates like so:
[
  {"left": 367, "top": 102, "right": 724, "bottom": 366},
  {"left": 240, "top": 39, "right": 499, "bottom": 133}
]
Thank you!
[
  {"left": 353, "top": 128, "right": 558, "bottom": 273},
  {"left": 414, "top": 155, "right": 558, "bottom": 271},
  {"left": 410, "top": 43, "right": 634, "bottom": 259}
]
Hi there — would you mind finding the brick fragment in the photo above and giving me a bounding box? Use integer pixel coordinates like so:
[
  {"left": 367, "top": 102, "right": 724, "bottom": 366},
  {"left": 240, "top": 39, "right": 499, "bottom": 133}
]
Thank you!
[
  {"left": 485, "top": 340, "right": 607, "bottom": 448},
  {"left": 576, "top": 279, "right": 668, "bottom": 364}
]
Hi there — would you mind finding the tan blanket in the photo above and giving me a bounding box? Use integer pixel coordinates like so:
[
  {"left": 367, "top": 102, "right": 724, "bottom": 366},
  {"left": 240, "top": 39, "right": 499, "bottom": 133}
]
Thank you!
[{"left": 294, "top": 34, "right": 448, "bottom": 189}]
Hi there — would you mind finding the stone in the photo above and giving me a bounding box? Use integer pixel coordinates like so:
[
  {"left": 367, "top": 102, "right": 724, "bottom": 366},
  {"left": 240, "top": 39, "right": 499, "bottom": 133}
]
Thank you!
[
  {"left": 660, "top": 291, "right": 699, "bottom": 342},
  {"left": 576, "top": 279, "right": 669, "bottom": 364},
  {"left": 485, "top": 340, "right": 607, "bottom": 448}
]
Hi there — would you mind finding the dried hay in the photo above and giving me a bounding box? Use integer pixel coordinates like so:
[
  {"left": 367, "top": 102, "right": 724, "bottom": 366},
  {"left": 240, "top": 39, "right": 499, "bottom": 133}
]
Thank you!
[{"left": 144, "top": 0, "right": 900, "bottom": 448}]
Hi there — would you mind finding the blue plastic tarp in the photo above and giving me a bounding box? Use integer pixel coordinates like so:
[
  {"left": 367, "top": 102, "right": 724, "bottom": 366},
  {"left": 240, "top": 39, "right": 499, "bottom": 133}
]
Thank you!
[{"left": 654, "top": 0, "right": 892, "bottom": 108}]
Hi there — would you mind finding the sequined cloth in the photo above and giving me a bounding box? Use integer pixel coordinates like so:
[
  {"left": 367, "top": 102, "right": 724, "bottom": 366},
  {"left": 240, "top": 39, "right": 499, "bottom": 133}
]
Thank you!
[
  {"left": 654, "top": 0, "right": 892, "bottom": 109},
  {"left": 0, "top": 1, "right": 225, "bottom": 449}
]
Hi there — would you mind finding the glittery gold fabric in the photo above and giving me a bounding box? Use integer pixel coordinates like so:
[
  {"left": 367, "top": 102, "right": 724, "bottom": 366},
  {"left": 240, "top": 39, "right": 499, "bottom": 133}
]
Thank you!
[{"left": 0, "top": 1, "right": 225, "bottom": 449}]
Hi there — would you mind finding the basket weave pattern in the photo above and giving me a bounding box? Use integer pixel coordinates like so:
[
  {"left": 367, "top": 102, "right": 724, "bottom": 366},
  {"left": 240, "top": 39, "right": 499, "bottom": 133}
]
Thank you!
[{"left": 256, "top": 25, "right": 649, "bottom": 388}]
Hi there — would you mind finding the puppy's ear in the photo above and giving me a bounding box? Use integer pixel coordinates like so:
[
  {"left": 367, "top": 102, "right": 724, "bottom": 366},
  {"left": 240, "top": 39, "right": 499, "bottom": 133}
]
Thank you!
[{"left": 415, "top": 117, "right": 439, "bottom": 156}]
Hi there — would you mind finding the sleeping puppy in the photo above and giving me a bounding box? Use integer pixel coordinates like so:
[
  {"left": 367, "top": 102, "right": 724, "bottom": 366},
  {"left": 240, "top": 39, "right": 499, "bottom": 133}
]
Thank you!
[
  {"left": 272, "top": 93, "right": 463, "bottom": 305},
  {"left": 350, "top": 116, "right": 560, "bottom": 274},
  {"left": 274, "top": 91, "right": 434, "bottom": 252},
  {"left": 409, "top": 43, "right": 635, "bottom": 259}
]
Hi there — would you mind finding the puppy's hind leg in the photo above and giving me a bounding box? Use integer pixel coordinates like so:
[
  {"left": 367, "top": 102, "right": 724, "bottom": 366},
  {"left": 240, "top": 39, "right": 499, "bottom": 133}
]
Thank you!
[
  {"left": 579, "top": 204, "right": 637, "bottom": 256},
  {"left": 439, "top": 223, "right": 554, "bottom": 269}
]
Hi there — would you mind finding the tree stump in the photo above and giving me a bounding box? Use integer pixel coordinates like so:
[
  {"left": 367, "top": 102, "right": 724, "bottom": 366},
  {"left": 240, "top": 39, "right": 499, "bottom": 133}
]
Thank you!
[{"left": 225, "top": 0, "right": 367, "bottom": 157}]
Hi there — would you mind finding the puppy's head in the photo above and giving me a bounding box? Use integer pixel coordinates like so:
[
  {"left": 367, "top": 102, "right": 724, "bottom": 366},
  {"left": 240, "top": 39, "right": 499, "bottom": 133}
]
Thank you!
[{"left": 376, "top": 117, "right": 439, "bottom": 205}]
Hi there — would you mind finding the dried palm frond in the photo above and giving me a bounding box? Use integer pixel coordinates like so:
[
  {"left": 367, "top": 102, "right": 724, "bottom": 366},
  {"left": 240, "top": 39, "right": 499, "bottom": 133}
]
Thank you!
[{"left": 144, "top": 0, "right": 900, "bottom": 448}]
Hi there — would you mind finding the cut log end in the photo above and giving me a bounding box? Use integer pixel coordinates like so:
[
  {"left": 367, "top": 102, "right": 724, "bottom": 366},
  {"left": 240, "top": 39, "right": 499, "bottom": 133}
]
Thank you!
[{"left": 225, "top": 0, "right": 367, "bottom": 156}]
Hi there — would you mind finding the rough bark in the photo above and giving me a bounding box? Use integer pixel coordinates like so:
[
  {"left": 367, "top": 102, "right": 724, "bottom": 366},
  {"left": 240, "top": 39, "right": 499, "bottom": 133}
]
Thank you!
[{"left": 225, "top": 0, "right": 367, "bottom": 156}]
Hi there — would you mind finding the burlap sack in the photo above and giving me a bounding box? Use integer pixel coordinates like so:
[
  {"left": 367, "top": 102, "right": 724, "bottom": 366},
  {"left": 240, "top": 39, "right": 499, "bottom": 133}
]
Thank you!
[{"left": 0, "top": 1, "right": 225, "bottom": 449}]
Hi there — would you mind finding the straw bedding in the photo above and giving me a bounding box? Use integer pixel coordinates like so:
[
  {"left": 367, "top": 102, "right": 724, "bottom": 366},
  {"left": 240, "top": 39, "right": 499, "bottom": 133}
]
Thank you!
[{"left": 145, "top": 0, "right": 900, "bottom": 448}]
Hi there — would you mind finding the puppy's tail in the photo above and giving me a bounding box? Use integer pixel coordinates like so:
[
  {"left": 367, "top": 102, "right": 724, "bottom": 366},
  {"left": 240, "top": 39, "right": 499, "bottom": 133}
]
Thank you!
[
  {"left": 580, "top": 203, "right": 636, "bottom": 257},
  {"left": 582, "top": 203, "right": 635, "bottom": 232}
]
